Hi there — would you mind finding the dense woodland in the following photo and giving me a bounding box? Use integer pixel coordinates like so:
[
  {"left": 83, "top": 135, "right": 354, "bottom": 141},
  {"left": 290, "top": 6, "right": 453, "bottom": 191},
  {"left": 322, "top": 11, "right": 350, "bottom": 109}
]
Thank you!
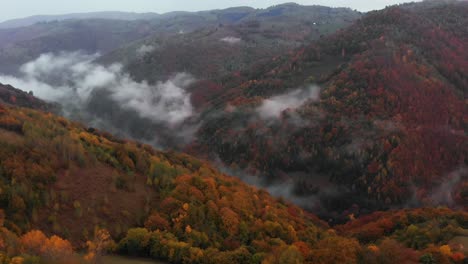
[
  {"left": 0, "top": 1, "right": 466, "bottom": 264},
  {"left": 191, "top": 1, "right": 467, "bottom": 220},
  {"left": 0, "top": 86, "right": 466, "bottom": 263}
]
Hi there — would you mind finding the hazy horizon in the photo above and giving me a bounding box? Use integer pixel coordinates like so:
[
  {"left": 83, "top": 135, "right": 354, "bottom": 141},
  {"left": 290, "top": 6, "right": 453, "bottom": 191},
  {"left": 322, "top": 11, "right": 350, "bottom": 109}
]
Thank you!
[{"left": 0, "top": 0, "right": 422, "bottom": 23}]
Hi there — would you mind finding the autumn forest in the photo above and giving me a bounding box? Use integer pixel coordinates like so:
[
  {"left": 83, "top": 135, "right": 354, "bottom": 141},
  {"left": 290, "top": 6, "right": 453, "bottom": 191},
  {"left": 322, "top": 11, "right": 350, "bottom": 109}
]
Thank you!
[{"left": 0, "top": 0, "right": 466, "bottom": 263}]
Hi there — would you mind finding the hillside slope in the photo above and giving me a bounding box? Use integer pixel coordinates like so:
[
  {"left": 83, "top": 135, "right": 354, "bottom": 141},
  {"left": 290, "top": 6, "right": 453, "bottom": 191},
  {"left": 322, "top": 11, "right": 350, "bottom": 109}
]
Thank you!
[
  {"left": 101, "top": 4, "right": 361, "bottom": 83},
  {"left": 191, "top": 1, "right": 467, "bottom": 221},
  {"left": 0, "top": 83, "right": 54, "bottom": 111},
  {"left": 0, "top": 90, "right": 467, "bottom": 263},
  {"left": 0, "top": 87, "right": 467, "bottom": 263},
  {"left": 0, "top": 100, "right": 334, "bottom": 263},
  {"left": 0, "top": 19, "right": 161, "bottom": 75},
  {"left": 0, "top": 4, "right": 360, "bottom": 77}
]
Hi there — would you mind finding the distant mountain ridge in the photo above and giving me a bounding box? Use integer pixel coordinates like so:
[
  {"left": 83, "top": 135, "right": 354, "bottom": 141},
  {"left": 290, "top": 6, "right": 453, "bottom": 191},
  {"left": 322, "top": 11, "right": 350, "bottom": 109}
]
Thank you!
[
  {"left": 101, "top": 4, "right": 360, "bottom": 83},
  {"left": 0, "top": 4, "right": 360, "bottom": 75},
  {"left": 0, "top": 11, "right": 160, "bottom": 29},
  {"left": 2, "top": 0, "right": 465, "bottom": 30},
  {"left": 0, "top": 3, "right": 359, "bottom": 29}
]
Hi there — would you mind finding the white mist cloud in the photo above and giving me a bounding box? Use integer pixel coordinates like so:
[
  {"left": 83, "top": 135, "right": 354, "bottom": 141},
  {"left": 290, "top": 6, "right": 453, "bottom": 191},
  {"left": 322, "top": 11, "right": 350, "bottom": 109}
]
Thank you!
[
  {"left": 257, "top": 85, "right": 320, "bottom": 119},
  {"left": 430, "top": 167, "right": 467, "bottom": 206},
  {"left": 0, "top": 74, "right": 70, "bottom": 101},
  {"left": 0, "top": 51, "right": 195, "bottom": 125},
  {"left": 220, "top": 36, "right": 242, "bottom": 44},
  {"left": 111, "top": 72, "right": 194, "bottom": 124},
  {"left": 0, "top": 52, "right": 98, "bottom": 101},
  {"left": 136, "top": 44, "right": 155, "bottom": 56}
]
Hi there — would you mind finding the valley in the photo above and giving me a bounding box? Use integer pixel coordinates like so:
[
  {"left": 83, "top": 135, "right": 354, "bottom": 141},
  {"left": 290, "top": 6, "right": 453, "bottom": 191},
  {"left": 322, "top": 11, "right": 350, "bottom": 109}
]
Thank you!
[{"left": 0, "top": 1, "right": 466, "bottom": 263}]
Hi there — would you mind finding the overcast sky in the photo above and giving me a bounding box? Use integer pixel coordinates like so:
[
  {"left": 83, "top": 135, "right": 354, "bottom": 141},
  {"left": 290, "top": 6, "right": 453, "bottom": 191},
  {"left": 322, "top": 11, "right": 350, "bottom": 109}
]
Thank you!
[{"left": 0, "top": 0, "right": 422, "bottom": 22}]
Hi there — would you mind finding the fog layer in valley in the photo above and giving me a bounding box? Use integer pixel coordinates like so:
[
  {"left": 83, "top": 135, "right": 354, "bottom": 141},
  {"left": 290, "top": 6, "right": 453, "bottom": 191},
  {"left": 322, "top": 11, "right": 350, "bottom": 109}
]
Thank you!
[{"left": 0, "top": 51, "right": 198, "bottom": 147}]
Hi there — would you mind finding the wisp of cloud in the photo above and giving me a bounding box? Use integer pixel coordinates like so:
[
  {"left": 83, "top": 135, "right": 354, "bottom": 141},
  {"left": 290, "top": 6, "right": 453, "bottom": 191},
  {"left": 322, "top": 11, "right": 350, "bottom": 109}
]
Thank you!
[
  {"left": 0, "top": 51, "right": 195, "bottom": 125},
  {"left": 257, "top": 85, "right": 320, "bottom": 119},
  {"left": 220, "top": 36, "right": 242, "bottom": 44},
  {"left": 136, "top": 44, "right": 156, "bottom": 56}
]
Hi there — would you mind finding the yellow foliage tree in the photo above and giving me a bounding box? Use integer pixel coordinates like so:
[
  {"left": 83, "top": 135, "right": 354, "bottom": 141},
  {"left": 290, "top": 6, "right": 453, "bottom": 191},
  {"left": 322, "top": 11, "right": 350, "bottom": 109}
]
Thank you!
[
  {"left": 220, "top": 207, "right": 240, "bottom": 235},
  {"left": 20, "top": 230, "right": 47, "bottom": 255},
  {"left": 85, "top": 229, "right": 114, "bottom": 263},
  {"left": 43, "top": 235, "right": 73, "bottom": 260},
  {"left": 439, "top": 245, "right": 451, "bottom": 256}
]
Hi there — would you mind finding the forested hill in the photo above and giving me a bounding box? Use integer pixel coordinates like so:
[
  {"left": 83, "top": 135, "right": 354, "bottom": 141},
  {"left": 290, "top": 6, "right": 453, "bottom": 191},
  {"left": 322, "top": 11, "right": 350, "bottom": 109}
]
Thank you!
[
  {"left": 0, "top": 82, "right": 54, "bottom": 111},
  {"left": 192, "top": 0, "right": 468, "bottom": 221},
  {"left": 0, "top": 87, "right": 466, "bottom": 263},
  {"left": 0, "top": 100, "right": 328, "bottom": 263},
  {"left": 101, "top": 4, "right": 361, "bottom": 83},
  {"left": 0, "top": 1, "right": 466, "bottom": 263},
  {"left": 0, "top": 4, "right": 360, "bottom": 76}
]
